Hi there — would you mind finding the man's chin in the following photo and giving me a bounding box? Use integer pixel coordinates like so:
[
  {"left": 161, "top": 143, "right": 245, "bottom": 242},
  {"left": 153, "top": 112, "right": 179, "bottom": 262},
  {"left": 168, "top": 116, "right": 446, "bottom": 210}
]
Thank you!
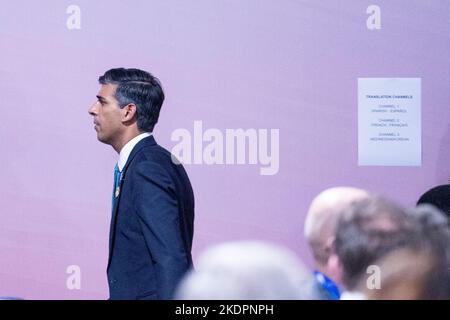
[{"left": 96, "top": 134, "right": 109, "bottom": 145}]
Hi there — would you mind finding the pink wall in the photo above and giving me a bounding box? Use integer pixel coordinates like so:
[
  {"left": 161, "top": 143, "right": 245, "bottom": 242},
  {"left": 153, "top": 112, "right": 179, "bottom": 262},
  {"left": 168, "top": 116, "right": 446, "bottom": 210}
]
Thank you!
[{"left": 0, "top": 0, "right": 449, "bottom": 299}]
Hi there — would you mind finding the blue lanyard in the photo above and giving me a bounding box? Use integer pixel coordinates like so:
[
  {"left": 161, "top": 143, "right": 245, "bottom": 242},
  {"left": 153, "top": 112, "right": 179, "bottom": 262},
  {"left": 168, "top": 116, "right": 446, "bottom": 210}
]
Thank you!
[{"left": 314, "top": 271, "right": 341, "bottom": 300}]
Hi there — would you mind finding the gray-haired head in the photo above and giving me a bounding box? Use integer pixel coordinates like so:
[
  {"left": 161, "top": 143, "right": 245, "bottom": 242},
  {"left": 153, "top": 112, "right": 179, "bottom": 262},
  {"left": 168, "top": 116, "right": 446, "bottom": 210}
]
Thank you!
[
  {"left": 175, "top": 241, "right": 316, "bottom": 300},
  {"left": 410, "top": 204, "right": 450, "bottom": 268},
  {"left": 334, "top": 196, "right": 418, "bottom": 290},
  {"left": 352, "top": 204, "right": 450, "bottom": 299}
]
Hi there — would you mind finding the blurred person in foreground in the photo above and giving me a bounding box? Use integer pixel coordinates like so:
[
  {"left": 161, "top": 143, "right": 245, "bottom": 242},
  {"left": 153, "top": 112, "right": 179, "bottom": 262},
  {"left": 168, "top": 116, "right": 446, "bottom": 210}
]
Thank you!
[
  {"left": 175, "top": 241, "right": 317, "bottom": 300},
  {"left": 349, "top": 204, "right": 450, "bottom": 300},
  {"left": 303, "top": 187, "right": 370, "bottom": 299},
  {"left": 417, "top": 184, "right": 450, "bottom": 220},
  {"left": 332, "top": 196, "right": 419, "bottom": 299}
]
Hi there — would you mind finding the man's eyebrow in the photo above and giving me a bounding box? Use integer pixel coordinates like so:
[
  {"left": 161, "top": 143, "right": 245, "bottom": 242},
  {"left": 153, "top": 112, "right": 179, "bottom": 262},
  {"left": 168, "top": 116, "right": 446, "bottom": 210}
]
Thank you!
[{"left": 96, "top": 95, "right": 107, "bottom": 102}]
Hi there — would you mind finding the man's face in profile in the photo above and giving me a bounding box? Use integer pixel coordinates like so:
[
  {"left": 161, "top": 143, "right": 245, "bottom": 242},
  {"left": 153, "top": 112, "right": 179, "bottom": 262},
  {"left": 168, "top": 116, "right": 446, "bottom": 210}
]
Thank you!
[{"left": 89, "top": 84, "right": 123, "bottom": 145}]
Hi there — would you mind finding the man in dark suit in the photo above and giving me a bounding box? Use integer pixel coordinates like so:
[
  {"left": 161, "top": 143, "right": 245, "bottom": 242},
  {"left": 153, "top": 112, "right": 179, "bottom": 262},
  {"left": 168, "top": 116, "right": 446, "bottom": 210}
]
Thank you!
[{"left": 88, "top": 68, "right": 195, "bottom": 300}]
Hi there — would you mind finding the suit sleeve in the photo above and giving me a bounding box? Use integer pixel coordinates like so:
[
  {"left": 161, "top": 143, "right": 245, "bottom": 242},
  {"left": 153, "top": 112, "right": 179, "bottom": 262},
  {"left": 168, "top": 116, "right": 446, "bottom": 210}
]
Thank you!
[{"left": 132, "top": 160, "right": 190, "bottom": 299}]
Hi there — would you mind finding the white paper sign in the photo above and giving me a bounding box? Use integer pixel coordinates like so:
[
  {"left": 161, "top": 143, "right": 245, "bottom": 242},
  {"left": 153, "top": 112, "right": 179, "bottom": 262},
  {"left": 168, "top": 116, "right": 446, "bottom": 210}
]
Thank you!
[{"left": 358, "top": 78, "right": 421, "bottom": 166}]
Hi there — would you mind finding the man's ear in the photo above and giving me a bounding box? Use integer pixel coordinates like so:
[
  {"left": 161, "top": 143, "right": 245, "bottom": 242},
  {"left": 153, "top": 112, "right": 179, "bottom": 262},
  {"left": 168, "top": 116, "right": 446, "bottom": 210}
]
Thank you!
[
  {"left": 121, "top": 104, "right": 137, "bottom": 123},
  {"left": 323, "top": 236, "right": 335, "bottom": 256},
  {"left": 327, "top": 253, "right": 344, "bottom": 288}
]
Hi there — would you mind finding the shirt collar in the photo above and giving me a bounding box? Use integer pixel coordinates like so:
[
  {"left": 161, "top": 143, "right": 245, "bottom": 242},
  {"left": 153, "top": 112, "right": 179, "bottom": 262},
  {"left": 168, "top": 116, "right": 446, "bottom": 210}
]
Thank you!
[{"left": 117, "top": 132, "right": 152, "bottom": 172}]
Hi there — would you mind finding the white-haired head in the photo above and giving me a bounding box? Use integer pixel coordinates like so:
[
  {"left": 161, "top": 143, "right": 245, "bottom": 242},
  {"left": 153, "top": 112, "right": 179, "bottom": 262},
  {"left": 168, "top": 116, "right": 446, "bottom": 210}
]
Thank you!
[
  {"left": 175, "top": 241, "right": 316, "bottom": 300},
  {"left": 304, "top": 187, "right": 370, "bottom": 270}
]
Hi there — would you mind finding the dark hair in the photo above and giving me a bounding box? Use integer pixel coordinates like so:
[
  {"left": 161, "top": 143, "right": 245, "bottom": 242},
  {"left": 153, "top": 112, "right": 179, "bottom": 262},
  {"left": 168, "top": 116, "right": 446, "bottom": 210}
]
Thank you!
[
  {"left": 417, "top": 185, "right": 450, "bottom": 220},
  {"left": 334, "top": 197, "right": 418, "bottom": 289},
  {"left": 99, "top": 68, "right": 165, "bottom": 133},
  {"left": 412, "top": 204, "right": 450, "bottom": 265},
  {"left": 410, "top": 204, "right": 450, "bottom": 299}
]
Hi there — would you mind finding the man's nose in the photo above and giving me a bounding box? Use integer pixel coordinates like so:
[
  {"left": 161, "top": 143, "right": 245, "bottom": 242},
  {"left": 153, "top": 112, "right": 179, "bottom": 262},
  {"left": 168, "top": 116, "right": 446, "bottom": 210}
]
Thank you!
[{"left": 88, "top": 102, "right": 98, "bottom": 115}]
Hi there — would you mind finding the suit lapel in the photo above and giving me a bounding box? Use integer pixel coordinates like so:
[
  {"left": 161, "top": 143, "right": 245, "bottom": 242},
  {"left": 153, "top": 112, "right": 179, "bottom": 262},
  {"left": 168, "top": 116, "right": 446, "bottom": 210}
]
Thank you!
[{"left": 107, "top": 135, "right": 158, "bottom": 270}]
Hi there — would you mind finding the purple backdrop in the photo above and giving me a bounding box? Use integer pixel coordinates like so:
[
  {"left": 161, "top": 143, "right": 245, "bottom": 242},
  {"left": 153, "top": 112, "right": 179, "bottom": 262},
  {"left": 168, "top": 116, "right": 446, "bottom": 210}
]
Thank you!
[{"left": 1, "top": 0, "right": 449, "bottom": 299}]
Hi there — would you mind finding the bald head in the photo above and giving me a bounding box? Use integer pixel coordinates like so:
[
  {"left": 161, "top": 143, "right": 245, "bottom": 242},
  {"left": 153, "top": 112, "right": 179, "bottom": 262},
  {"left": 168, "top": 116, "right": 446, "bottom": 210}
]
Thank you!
[{"left": 304, "top": 187, "right": 370, "bottom": 268}]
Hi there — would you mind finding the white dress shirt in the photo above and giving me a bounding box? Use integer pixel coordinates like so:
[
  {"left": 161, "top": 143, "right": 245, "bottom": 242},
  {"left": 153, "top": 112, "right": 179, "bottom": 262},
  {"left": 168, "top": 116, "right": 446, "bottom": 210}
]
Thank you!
[{"left": 117, "top": 132, "right": 152, "bottom": 172}]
